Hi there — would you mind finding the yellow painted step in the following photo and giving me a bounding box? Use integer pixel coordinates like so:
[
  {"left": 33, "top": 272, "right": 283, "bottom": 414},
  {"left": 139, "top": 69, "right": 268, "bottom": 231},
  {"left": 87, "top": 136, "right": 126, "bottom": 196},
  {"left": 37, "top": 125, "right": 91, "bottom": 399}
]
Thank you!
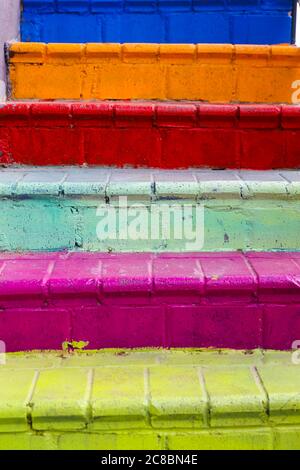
[
  {"left": 0, "top": 349, "right": 300, "bottom": 449},
  {"left": 8, "top": 43, "right": 300, "bottom": 103}
]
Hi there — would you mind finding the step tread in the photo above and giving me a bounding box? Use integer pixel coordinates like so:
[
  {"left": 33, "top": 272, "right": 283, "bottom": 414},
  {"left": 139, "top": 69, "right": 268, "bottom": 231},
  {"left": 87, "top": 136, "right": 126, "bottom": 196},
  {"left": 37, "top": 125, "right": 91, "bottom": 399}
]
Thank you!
[
  {"left": 0, "top": 251, "right": 300, "bottom": 294},
  {"left": 0, "top": 167, "right": 299, "bottom": 197},
  {"left": 10, "top": 42, "right": 298, "bottom": 61},
  {"left": 2, "top": 101, "right": 295, "bottom": 127}
]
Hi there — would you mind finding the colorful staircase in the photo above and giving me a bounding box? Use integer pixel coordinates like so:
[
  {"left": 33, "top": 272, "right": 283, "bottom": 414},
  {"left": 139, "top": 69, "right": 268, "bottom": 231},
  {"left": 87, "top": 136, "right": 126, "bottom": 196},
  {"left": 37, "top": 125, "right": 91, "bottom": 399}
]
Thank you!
[{"left": 0, "top": 0, "right": 300, "bottom": 450}]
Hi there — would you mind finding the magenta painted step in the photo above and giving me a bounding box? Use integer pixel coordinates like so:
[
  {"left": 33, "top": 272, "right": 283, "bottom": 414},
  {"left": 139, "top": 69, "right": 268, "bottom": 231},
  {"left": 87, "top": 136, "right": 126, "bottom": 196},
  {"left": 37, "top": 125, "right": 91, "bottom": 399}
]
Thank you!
[{"left": 0, "top": 252, "right": 300, "bottom": 351}]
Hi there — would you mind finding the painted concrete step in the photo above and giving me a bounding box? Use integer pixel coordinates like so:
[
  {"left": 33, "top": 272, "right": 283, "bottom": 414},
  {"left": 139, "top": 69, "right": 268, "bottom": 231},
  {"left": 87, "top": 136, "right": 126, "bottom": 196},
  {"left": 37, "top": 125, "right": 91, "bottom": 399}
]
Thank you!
[
  {"left": 0, "top": 349, "right": 299, "bottom": 449},
  {"left": 21, "top": 0, "right": 293, "bottom": 45},
  {"left": 0, "top": 167, "right": 300, "bottom": 252},
  {"left": 8, "top": 43, "right": 300, "bottom": 103},
  {"left": 2, "top": 102, "right": 300, "bottom": 169},
  {"left": 0, "top": 251, "right": 300, "bottom": 351}
]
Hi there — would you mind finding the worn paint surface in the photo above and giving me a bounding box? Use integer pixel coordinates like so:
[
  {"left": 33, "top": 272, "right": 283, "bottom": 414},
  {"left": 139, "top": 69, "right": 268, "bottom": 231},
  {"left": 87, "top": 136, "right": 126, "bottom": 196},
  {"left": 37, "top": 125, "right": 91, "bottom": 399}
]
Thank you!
[
  {"left": 8, "top": 43, "right": 300, "bottom": 103},
  {"left": 1, "top": 101, "right": 300, "bottom": 169},
  {"left": 0, "top": 168, "right": 299, "bottom": 252},
  {"left": 0, "top": 349, "right": 299, "bottom": 449},
  {"left": 0, "top": 251, "right": 300, "bottom": 351}
]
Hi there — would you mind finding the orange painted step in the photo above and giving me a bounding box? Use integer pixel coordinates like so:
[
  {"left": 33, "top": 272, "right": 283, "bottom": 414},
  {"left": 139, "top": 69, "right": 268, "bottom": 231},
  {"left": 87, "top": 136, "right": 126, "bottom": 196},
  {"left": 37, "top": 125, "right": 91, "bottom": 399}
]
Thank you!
[{"left": 8, "top": 43, "right": 300, "bottom": 103}]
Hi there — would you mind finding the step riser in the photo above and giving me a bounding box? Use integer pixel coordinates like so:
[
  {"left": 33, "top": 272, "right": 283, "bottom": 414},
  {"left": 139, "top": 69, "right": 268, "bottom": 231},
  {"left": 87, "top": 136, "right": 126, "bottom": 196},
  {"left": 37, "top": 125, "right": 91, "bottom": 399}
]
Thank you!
[
  {"left": 21, "top": 0, "right": 293, "bottom": 44},
  {"left": 8, "top": 43, "right": 300, "bottom": 103},
  {"left": 1, "top": 304, "right": 298, "bottom": 351},
  {"left": 0, "top": 252, "right": 300, "bottom": 351},
  {"left": 1, "top": 197, "right": 300, "bottom": 251},
  {"left": 1, "top": 169, "right": 300, "bottom": 252},
  {"left": 1, "top": 103, "right": 300, "bottom": 169},
  {"left": 0, "top": 429, "right": 289, "bottom": 451}
]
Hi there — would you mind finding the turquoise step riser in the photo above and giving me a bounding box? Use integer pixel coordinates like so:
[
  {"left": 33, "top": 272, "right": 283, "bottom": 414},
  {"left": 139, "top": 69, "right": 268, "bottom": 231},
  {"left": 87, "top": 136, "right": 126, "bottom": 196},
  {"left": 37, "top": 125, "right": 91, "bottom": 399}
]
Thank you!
[
  {"left": 1, "top": 198, "right": 300, "bottom": 252},
  {"left": 2, "top": 168, "right": 299, "bottom": 252}
]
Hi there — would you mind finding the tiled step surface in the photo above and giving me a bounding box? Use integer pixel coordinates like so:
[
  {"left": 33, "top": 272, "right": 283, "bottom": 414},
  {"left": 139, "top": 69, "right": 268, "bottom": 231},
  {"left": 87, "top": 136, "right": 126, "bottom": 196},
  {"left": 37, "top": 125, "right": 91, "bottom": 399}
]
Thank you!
[
  {"left": 0, "top": 349, "right": 299, "bottom": 450},
  {"left": 0, "top": 167, "right": 300, "bottom": 252},
  {"left": 21, "top": 0, "right": 293, "bottom": 44},
  {"left": 1, "top": 251, "right": 300, "bottom": 351},
  {"left": 2, "top": 102, "right": 300, "bottom": 169},
  {"left": 8, "top": 43, "right": 300, "bottom": 102}
]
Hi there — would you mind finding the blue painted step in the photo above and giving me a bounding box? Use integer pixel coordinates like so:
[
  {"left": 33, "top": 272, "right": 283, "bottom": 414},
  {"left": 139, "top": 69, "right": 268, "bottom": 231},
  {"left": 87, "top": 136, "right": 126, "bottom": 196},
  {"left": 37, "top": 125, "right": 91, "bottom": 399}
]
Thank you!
[{"left": 21, "top": 0, "right": 294, "bottom": 44}]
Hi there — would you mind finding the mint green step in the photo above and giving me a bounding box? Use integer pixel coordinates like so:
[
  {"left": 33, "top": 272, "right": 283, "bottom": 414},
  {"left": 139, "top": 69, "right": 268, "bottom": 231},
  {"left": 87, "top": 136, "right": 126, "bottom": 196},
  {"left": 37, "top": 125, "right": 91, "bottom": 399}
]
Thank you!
[{"left": 0, "top": 168, "right": 300, "bottom": 252}]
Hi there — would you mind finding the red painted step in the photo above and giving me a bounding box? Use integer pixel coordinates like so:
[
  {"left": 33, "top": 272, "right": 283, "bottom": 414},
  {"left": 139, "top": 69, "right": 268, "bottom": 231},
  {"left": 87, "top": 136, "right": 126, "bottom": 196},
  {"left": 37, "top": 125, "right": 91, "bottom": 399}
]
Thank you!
[{"left": 1, "top": 102, "right": 300, "bottom": 169}]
